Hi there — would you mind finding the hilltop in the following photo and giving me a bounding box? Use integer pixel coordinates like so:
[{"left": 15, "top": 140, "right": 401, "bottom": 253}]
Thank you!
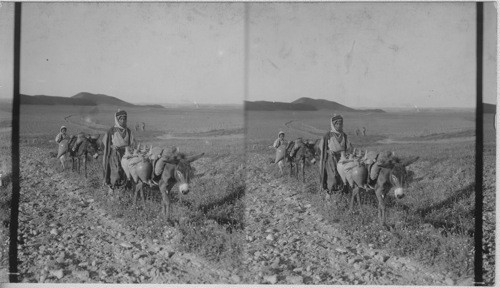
[
  {"left": 244, "top": 101, "right": 316, "bottom": 111},
  {"left": 20, "top": 92, "right": 164, "bottom": 108},
  {"left": 72, "top": 92, "right": 134, "bottom": 107},
  {"left": 245, "top": 97, "right": 385, "bottom": 113},
  {"left": 292, "top": 97, "right": 356, "bottom": 112}
]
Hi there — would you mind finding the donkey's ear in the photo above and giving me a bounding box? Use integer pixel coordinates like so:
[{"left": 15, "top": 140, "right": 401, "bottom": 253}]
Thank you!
[
  {"left": 187, "top": 153, "right": 205, "bottom": 163},
  {"left": 402, "top": 156, "right": 419, "bottom": 167},
  {"left": 377, "top": 158, "right": 395, "bottom": 169},
  {"left": 378, "top": 162, "right": 395, "bottom": 169}
]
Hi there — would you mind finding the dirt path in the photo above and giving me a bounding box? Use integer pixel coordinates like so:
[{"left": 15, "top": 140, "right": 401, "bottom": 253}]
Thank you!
[
  {"left": 284, "top": 120, "right": 324, "bottom": 138},
  {"left": 16, "top": 145, "right": 238, "bottom": 283},
  {"left": 242, "top": 151, "right": 453, "bottom": 285}
]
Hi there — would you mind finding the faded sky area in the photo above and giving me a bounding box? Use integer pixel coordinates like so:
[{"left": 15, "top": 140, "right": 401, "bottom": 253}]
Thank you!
[
  {"left": 247, "top": 2, "right": 497, "bottom": 108},
  {"left": 0, "top": 2, "right": 14, "bottom": 101},
  {"left": 0, "top": 2, "right": 497, "bottom": 108},
  {"left": 0, "top": 2, "right": 244, "bottom": 105}
]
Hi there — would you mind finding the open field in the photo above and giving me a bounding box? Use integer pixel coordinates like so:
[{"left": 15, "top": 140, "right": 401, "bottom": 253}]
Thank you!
[
  {"left": 17, "top": 104, "right": 245, "bottom": 283},
  {"left": 245, "top": 109, "right": 483, "bottom": 284}
]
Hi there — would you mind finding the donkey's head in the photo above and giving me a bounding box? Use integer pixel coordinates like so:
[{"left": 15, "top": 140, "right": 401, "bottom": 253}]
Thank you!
[
  {"left": 85, "top": 134, "right": 101, "bottom": 158},
  {"left": 303, "top": 139, "right": 320, "bottom": 164},
  {"left": 378, "top": 154, "right": 419, "bottom": 199},
  {"left": 173, "top": 152, "right": 204, "bottom": 195}
]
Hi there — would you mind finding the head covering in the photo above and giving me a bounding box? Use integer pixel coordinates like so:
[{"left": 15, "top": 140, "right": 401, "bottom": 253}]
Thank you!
[
  {"left": 278, "top": 131, "right": 285, "bottom": 137},
  {"left": 330, "top": 114, "right": 343, "bottom": 133},
  {"left": 331, "top": 114, "right": 343, "bottom": 123},
  {"left": 116, "top": 110, "right": 127, "bottom": 119},
  {"left": 60, "top": 126, "right": 67, "bottom": 133},
  {"left": 115, "top": 110, "right": 127, "bottom": 129}
]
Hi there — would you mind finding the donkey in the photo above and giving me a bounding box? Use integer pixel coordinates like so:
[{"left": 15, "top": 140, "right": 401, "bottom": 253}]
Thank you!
[
  {"left": 339, "top": 150, "right": 419, "bottom": 227},
  {"left": 157, "top": 152, "right": 204, "bottom": 221},
  {"left": 288, "top": 138, "right": 320, "bottom": 182},
  {"left": 59, "top": 133, "right": 101, "bottom": 177}
]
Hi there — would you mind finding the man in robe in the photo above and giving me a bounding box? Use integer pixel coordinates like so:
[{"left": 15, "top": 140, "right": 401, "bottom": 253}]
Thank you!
[
  {"left": 319, "top": 114, "right": 350, "bottom": 194},
  {"left": 102, "top": 110, "right": 136, "bottom": 190}
]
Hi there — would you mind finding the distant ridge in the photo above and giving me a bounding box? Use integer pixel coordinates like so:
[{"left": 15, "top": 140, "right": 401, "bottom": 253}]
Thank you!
[
  {"left": 244, "top": 101, "right": 317, "bottom": 111},
  {"left": 72, "top": 92, "right": 133, "bottom": 107},
  {"left": 20, "top": 94, "right": 96, "bottom": 106},
  {"left": 245, "top": 97, "right": 385, "bottom": 113},
  {"left": 292, "top": 97, "right": 356, "bottom": 112},
  {"left": 20, "top": 92, "right": 164, "bottom": 108}
]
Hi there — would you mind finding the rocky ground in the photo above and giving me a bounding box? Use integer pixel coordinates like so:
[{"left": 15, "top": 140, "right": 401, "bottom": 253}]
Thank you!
[
  {"left": 482, "top": 141, "right": 496, "bottom": 286},
  {"left": 4, "top": 139, "right": 492, "bottom": 284},
  {"left": 241, "top": 152, "right": 469, "bottom": 285},
  {"left": 16, "top": 145, "right": 240, "bottom": 283}
]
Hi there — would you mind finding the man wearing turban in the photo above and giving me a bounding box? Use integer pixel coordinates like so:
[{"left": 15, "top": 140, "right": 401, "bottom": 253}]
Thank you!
[
  {"left": 319, "top": 114, "right": 350, "bottom": 194},
  {"left": 102, "top": 110, "right": 136, "bottom": 189}
]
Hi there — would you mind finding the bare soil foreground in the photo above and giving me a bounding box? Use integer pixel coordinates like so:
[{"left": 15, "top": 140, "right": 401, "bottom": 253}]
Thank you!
[
  {"left": 17, "top": 146, "right": 240, "bottom": 283},
  {"left": 15, "top": 105, "right": 245, "bottom": 283},
  {"left": 244, "top": 109, "right": 486, "bottom": 285},
  {"left": 243, "top": 152, "right": 457, "bottom": 285}
]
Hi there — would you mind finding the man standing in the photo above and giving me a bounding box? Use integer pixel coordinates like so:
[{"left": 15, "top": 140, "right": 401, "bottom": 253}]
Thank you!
[
  {"left": 102, "top": 110, "right": 136, "bottom": 191},
  {"left": 319, "top": 114, "right": 350, "bottom": 194}
]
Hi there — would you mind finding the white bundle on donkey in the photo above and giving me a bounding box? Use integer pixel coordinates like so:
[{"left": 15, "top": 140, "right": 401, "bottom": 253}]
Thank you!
[
  {"left": 337, "top": 151, "right": 369, "bottom": 190},
  {"left": 121, "top": 144, "right": 154, "bottom": 185}
]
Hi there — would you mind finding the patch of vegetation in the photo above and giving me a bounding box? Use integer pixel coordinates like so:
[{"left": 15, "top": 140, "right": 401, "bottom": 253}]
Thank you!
[
  {"left": 81, "top": 145, "right": 245, "bottom": 272},
  {"left": 247, "top": 109, "right": 477, "bottom": 279}
]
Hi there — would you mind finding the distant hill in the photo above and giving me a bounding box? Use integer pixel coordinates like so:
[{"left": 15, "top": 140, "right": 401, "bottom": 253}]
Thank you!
[
  {"left": 20, "top": 92, "right": 164, "bottom": 108},
  {"left": 72, "top": 92, "right": 134, "bottom": 107},
  {"left": 245, "top": 97, "right": 385, "bottom": 112},
  {"left": 20, "top": 94, "right": 96, "bottom": 106},
  {"left": 292, "top": 97, "right": 356, "bottom": 112},
  {"left": 483, "top": 103, "right": 496, "bottom": 114},
  {"left": 245, "top": 101, "right": 317, "bottom": 111}
]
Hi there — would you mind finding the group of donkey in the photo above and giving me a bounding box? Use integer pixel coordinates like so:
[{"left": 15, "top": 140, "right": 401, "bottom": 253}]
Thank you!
[
  {"left": 56, "top": 133, "right": 203, "bottom": 221},
  {"left": 273, "top": 138, "right": 418, "bottom": 227}
]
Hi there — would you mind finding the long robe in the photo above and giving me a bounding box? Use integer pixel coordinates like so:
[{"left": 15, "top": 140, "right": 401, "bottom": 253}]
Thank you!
[
  {"left": 102, "top": 126, "right": 135, "bottom": 187},
  {"left": 319, "top": 131, "right": 348, "bottom": 191}
]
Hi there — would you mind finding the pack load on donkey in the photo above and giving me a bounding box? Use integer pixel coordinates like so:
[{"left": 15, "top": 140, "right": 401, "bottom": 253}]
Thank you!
[
  {"left": 335, "top": 149, "right": 418, "bottom": 227},
  {"left": 121, "top": 145, "right": 153, "bottom": 185},
  {"left": 119, "top": 144, "right": 204, "bottom": 220},
  {"left": 120, "top": 145, "right": 178, "bottom": 186}
]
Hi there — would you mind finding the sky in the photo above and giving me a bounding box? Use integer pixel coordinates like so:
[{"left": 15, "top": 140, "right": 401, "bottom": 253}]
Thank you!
[
  {"left": 0, "top": 2, "right": 497, "bottom": 107},
  {"left": 1, "top": 2, "right": 244, "bottom": 105},
  {"left": 247, "top": 2, "right": 497, "bottom": 108}
]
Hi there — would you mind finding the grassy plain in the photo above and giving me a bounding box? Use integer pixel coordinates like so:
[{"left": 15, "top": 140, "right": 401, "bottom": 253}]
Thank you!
[
  {"left": 20, "top": 104, "right": 245, "bottom": 271},
  {"left": 246, "top": 109, "right": 479, "bottom": 279}
]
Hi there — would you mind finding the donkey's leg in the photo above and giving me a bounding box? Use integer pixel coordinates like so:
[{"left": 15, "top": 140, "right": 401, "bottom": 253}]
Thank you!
[
  {"left": 83, "top": 154, "right": 87, "bottom": 178},
  {"left": 349, "top": 186, "right": 357, "bottom": 212},
  {"left": 301, "top": 159, "right": 306, "bottom": 183},
  {"left": 134, "top": 182, "right": 141, "bottom": 207},
  {"left": 375, "top": 187, "right": 387, "bottom": 227},
  {"left": 165, "top": 182, "right": 175, "bottom": 223},
  {"left": 356, "top": 187, "right": 362, "bottom": 210},
  {"left": 139, "top": 183, "right": 146, "bottom": 210}
]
